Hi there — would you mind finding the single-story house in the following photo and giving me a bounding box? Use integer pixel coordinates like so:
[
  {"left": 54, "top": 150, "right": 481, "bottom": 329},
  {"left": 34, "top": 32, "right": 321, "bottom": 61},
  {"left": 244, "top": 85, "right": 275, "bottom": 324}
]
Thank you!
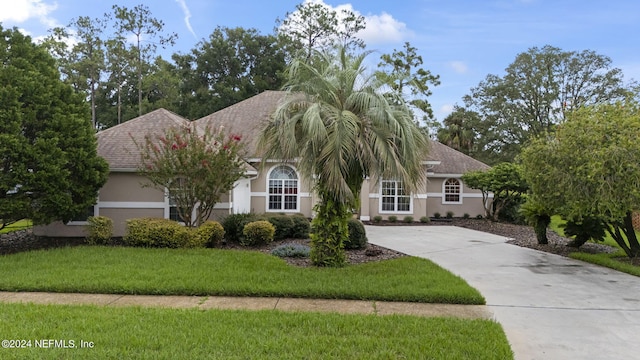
[{"left": 35, "top": 90, "right": 491, "bottom": 237}]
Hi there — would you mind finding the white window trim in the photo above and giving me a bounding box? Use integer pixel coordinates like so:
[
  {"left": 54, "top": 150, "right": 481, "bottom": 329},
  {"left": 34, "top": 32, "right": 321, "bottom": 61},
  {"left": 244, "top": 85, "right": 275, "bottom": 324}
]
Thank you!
[
  {"left": 442, "top": 178, "right": 463, "bottom": 205},
  {"left": 266, "top": 164, "right": 300, "bottom": 213},
  {"left": 378, "top": 180, "right": 413, "bottom": 215}
]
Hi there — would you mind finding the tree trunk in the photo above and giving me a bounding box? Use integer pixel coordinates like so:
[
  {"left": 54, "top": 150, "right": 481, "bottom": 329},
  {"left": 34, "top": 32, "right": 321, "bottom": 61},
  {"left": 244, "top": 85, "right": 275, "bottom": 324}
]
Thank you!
[
  {"left": 309, "top": 195, "right": 349, "bottom": 267},
  {"left": 534, "top": 214, "right": 550, "bottom": 244}
]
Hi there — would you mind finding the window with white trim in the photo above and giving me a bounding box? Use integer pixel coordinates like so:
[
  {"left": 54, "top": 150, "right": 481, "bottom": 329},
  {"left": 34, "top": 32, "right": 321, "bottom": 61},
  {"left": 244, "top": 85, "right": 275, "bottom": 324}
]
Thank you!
[
  {"left": 380, "top": 180, "right": 411, "bottom": 212},
  {"left": 168, "top": 193, "right": 185, "bottom": 222},
  {"left": 268, "top": 166, "right": 298, "bottom": 211},
  {"left": 444, "top": 178, "right": 461, "bottom": 203},
  {"left": 70, "top": 205, "right": 95, "bottom": 223}
]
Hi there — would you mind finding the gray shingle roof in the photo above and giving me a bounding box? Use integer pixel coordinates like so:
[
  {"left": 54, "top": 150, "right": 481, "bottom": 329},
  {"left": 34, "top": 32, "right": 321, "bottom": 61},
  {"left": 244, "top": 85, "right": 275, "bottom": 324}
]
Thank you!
[
  {"left": 97, "top": 108, "right": 190, "bottom": 169},
  {"left": 195, "top": 90, "right": 288, "bottom": 157},
  {"left": 96, "top": 92, "right": 490, "bottom": 175},
  {"left": 426, "top": 141, "right": 490, "bottom": 174}
]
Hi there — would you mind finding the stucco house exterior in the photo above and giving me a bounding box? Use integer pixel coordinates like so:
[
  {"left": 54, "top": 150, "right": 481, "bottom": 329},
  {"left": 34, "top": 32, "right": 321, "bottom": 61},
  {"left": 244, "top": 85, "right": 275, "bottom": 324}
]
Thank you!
[{"left": 35, "top": 90, "right": 490, "bottom": 238}]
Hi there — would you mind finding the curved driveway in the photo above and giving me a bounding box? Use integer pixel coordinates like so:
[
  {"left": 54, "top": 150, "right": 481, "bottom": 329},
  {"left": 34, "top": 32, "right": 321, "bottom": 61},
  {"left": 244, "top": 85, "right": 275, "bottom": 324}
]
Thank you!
[{"left": 366, "top": 225, "right": 640, "bottom": 360}]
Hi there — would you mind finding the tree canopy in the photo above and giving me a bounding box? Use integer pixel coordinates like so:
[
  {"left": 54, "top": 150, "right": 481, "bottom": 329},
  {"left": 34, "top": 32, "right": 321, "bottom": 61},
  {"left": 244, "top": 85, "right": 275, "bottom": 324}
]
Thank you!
[
  {"left": 520, "top": 101, "right": 640, "bottom": 257},
  {"left": 464, "top": 45, "right": 629, "bottom": 164},
  {"left": 0, "top": 26, "right": 108, "bottom": 228}
]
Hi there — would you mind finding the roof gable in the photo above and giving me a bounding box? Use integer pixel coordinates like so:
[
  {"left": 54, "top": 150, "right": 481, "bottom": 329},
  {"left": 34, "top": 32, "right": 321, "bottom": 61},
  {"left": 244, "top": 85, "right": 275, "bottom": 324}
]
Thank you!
[
  {"left": 194, "top": 90, "right": 288, "bottom": 157},
  {"left": 97, "top": 108, "right": 190, "bottom": 169},
  {"left": 427, "top": 141, "right": 490, "bottom": 174}
]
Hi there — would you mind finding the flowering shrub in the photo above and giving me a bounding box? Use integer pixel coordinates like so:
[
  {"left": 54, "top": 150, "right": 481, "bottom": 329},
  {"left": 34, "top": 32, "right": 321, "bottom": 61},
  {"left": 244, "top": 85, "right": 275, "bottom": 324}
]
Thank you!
[{"left": 134, "top": 124, "right": 245, "bottom": 227}]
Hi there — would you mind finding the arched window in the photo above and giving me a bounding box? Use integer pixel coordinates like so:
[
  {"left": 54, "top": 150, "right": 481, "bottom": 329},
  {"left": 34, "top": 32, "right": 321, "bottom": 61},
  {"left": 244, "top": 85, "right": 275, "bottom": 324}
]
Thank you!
[
  {"left": 444, "top": 178, "right": 461, "bottom": 203},
  {"left": 268, "top": 166, "right": 298, "bottom": 211}
]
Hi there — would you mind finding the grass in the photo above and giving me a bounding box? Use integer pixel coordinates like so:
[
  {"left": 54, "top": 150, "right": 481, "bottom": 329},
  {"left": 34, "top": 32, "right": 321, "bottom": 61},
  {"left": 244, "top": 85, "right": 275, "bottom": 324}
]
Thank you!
[
  {"left": 0, "top": 303, "right": 512, "bottom": 360},
  {"left": 0, "top": 219, "right": 32, "bottom": 234},
  {"left": 549, "top": 215, "right": 640, "bottom": 276},
  {"left": 0, "top": 246, "right": 484, "bottom": 304}
]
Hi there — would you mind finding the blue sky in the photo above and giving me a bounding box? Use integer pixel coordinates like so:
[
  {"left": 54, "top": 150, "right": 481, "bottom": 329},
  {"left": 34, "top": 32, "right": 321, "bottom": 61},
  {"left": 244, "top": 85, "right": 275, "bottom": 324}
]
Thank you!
[{"left": 3, "top": 0, "right": 639, "bottom": 121}]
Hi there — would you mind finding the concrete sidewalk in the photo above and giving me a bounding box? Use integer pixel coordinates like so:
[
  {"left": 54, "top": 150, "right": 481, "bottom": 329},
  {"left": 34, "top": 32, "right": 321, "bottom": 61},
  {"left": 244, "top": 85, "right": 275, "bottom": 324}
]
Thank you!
[
  {"left": 366, "top": 225, "right": 640, "bottom": 360},
  {"left": 0, "top": 291, "right": 491, "bottom": 319}
]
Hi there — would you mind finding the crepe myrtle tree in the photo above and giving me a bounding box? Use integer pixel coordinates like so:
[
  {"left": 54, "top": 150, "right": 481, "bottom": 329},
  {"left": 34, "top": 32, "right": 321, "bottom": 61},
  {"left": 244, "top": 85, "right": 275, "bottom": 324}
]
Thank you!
[{"left": 135, "top": 124, "right": 246, "bottom": 227}]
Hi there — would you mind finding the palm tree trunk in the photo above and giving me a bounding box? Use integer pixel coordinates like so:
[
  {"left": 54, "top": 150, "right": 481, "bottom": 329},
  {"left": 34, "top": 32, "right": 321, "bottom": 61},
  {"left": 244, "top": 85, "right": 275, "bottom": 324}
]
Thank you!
[{"left": 310, "top": 194, "right": 349, "bottom": 267}]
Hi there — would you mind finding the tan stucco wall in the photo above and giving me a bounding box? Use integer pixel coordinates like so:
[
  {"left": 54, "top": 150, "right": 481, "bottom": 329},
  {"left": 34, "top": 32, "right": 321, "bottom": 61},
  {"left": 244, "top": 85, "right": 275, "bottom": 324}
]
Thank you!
[
  {"left": 99, "top": 172, "right": 164, "bottom": 202},
  {"left": 362, "top": 176, "right": 486, "bottom": 220},
  {"left": 33, "top": 222, "right": 88, "bottom": 237}
]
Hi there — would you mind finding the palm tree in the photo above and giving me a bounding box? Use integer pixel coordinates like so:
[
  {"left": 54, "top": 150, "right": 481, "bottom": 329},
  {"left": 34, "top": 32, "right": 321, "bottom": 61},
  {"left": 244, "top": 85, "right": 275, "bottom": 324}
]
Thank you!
[
  {"left": 437, "top": 105, "right": 478, "bottom": 155},
  {"left": 259, "top": 47, "right": 428, "bottom": 267}
]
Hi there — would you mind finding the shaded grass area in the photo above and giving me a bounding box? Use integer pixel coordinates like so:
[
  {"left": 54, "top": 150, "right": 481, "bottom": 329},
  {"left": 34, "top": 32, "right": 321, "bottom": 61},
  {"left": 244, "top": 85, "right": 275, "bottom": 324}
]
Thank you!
[
  {"left": 0, "top": 220, "right": 32, "bottom": 234},
  {"left": 0, "top": 303, "right": 512, "bottom": 360},
  {"left": 0, "top": 246, "right": 484, "bottom": 304},
  {"left": 550, "top": 215, "right": 640, "bottom": 276}
]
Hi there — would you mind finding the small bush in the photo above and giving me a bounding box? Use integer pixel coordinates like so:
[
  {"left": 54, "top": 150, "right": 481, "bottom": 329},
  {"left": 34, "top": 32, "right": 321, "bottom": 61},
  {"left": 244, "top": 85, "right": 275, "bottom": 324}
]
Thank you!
[
  {"left": 290, "top": 214, "right": 311, "bottom": 239},
  {"left": 446, "top": 211, "right": 455, "bottom": 219},
  {"left": 86, "top": 216, "right": 113, "bottom": 245},
  {"left": 344, "top": 218, "right": 368, "bottom": 250},
  {"left": 242, "top": 220, "right": 275, "bottom": 246},
  {"left": 271, "top": 243, "right": 311, "bottom": 258},
  {"left": 476, "top": 214, "right": 484, "bottom": 219},
  {"left": 194, "top": 221, "right": 225, "bottom": 248},
  {"left": 403, "top": 216, "right": 414, "bottom": 223},
  {"left": 124, "top": 218, "right": 191, "bottom": 248},
  {"left": 388, "top": 215, "right": 398, "bottom": 223},
  {"left": 222, "top": 213, "right": 259, "bottom": 243},
  {"left": 463, "top": 213, "right": 470, "bottom": 219},
  {"left": 372, "top": 216, "right": 383, "bottom": 223},
  {"left": 419, "top": 216, "right": 430, "bottom": 223},
  {"left": 433, "top": 212, "right": 441, "bottom": 219},
  {"left": 263, "top": 214, "right": 294, "bottom": 240}
]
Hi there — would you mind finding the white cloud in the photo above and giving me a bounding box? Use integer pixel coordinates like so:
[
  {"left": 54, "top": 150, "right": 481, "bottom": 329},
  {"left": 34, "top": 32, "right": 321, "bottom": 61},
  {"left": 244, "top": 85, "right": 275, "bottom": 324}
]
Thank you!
[
  {"left": 448, "top": 61, "right": 469, "bottom": 74},
  {"left": 440, "top": 104, "right": 455, "bottom": 114},
  {"left": 358, "top": 12, "right": 412, "bottom": 45},
  {"left": 0, "top": 0, "right": 58, "bottom": 27},
  {"left": 295, "top": 0, "right": 411, "bottom": 46},
  {"left": 175, "top": 0, "right": 196, "bottom": 39}
]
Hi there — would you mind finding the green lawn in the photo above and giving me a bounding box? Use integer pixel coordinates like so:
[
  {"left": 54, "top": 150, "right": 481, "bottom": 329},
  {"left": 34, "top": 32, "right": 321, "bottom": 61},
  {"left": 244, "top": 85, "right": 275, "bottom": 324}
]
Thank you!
[
  {"left": 549, "top": 215, "right": 640, "bottom": 276},
  {"left": 0, "top": 246, "right": 484, "bottom": 304},
  {"left": 0, "top": 219, "right": 32, "bottom": 234},
  {"left": 0, "top": 302, "right": 512, "bottom": 360}
]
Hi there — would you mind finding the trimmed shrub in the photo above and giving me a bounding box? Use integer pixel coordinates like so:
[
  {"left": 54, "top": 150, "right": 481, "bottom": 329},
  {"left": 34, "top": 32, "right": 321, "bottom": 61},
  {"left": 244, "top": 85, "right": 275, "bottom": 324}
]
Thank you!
[
  {"left": 388, "top": 215, "right": 398, "bottom": 223},
  {"left": 271, "top": 243, "right": 311, "bottom": 258},
  {"left": 419, "top": 216, "right": 430, "bottom": 223},
  {"left": 86, "top": 216, "right": 113, "bottom": 245},
  {"left": 446, "top": 211, "right": 455, "bottom": 219},
  {"left": 372, "top": 215, "right": 383, "bottom": 224},
  {"left": 242, "top": 220, "right": 275, "bottom": 246},
  {"left": 403, "top": 216, "right": 414, "bottom": 223},
  {"left": 194, "top": 221, "right": 225, "bottom": 248},
  {"left": 476, "top": 214, "right": 484, "bottom": 219},
  {"left": 290, "top": 214, "right": 311, "bottom": 239},
  {"left": 222, "top": 213, "right": 259, "bottom": 243},
  {"left": 463, "top": 213, "right": 470, "bottom": 219},
  {"left": 124, "top": 218, "right": 191, "bottom": 248},
  {"left": 433, "top": 212, "right": 441, "bottom": 219},
  {"left": 263, "top": 214, "right": 294, "bottom": 240},
  {"left": 344, "top": 218, "right": 367, "bottom": 250}
]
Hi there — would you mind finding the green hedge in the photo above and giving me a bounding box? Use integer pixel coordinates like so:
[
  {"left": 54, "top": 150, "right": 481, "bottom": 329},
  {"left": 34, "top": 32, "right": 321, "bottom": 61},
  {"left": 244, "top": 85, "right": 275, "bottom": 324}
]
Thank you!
[{"left": 124, "top": 218, "right": 224, "bottom": 249}]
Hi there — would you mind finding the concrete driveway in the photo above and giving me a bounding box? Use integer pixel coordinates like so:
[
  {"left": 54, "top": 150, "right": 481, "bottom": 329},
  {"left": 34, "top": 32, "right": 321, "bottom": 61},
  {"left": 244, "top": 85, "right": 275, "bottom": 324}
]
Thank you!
[{"left": 366, "top": 225, "right": 640, "bottom": 360}]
